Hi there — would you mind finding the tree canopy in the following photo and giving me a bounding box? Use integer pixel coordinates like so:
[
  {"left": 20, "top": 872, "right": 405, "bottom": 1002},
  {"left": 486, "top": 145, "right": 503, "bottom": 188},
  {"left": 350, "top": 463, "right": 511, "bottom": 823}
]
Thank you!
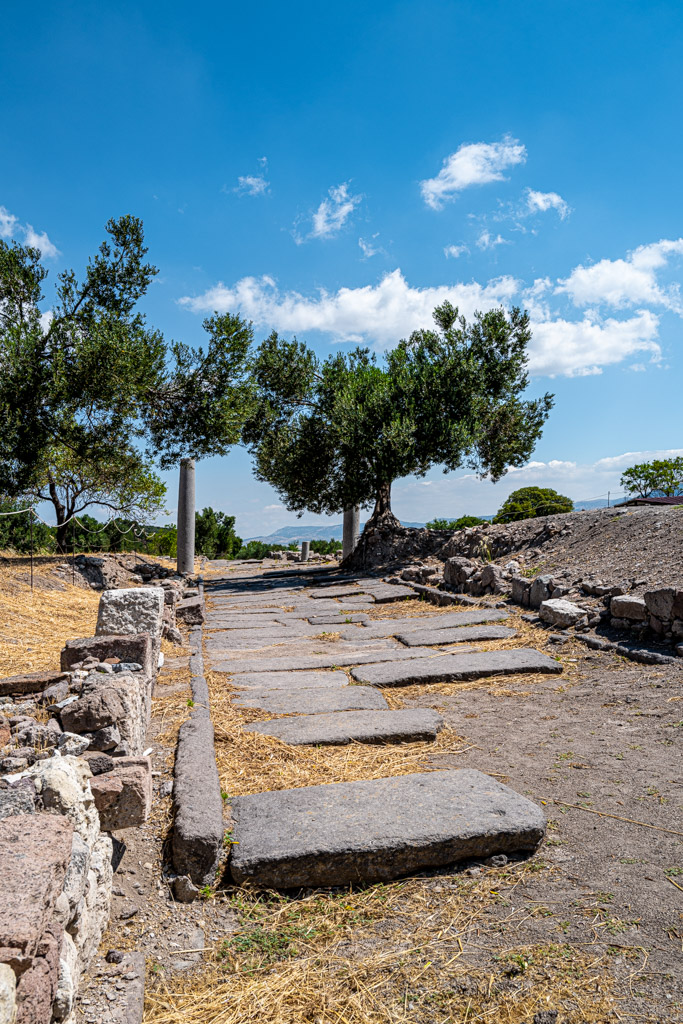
[
  {"left": 620, "top": 457, "right": 683, "bottom": 498},
  {"left": 245, "top": 302, "right": 553, "bottom": 528},
  {"left": 0, "top": 217, "right": 256, "bottom": 497},
  {"left": 493, "top": 486, "right": 573, "bottom": 523}
]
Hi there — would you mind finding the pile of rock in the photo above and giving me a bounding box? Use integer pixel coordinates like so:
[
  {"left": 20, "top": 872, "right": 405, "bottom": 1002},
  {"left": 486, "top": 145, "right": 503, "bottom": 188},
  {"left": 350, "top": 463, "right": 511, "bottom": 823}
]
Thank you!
[{"left": 609, "top": 588, "right": 683, "bottom": 652}]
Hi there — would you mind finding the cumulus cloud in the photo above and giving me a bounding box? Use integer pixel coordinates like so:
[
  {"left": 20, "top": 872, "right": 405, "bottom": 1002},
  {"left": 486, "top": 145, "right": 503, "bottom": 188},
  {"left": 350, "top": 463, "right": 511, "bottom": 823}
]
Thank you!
[
  {"left": 179, "top": 268, "right": 519, "bottom": 346},
  {"left": 525, "top": 188, "right": 570, "bottom": 219},
  {"left": 0, "top": 205, "right": 59, "bottom": 257},
  {"left": 420, "top": 136, "right": 527, "bottom": 210},
  {"left": 0, "top": 206, "right": 19, "bottom": 238},
  {"left": 556, "top": 238, "right": 683, "bottom": 312},
  {"left": 180, "top": 235, "right": 683, "bottom": 378},
  {"left": 529, "top": 310, "right": 661, "bottom": 377},
  {"left": 308, "top": 183, "right": 362, "bottom": 240},
  {"left": 23, "top": 225, "right": 60, "bottom": 259}
]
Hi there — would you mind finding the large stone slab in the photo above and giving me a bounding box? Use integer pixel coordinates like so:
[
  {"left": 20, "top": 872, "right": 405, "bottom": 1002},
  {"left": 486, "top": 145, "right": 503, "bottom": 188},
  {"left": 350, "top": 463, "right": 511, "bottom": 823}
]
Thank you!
[
  {"left": 309, "top": 586, "right": 365, "bottom": 599},
  {"left": 233, "top": 685, "right": 388, "bottom": 714},
  {"left": 0, "top": 669, "right": 70, "bottom": 697},
  {"left": 397, "top": 625, "right": 516, "bottom": 646},
  {"left": 230, "top": 670, "right": 349, "bottom": 690},
  {"left": 172, "top": 714, "right": 224, "bottom": 886},
  {"left": 350, "top": 648, "right": 563, "bottom": 687},
  {"left": 209, "top": 647, "right": 472, "bottom": 674},
  {"left": 204, "top": 615, "right": 283, "bottom": 630},
  {"left": 229, "top": 768, "right": 546, "bottom": 887},
  {"left": 245, "top": 709, "right": 444, "bottom": 746},
  {"left": 363, "top": 584, "right": 415, "bottom": 603},
  {"left": 60, "top": 634, "right": 153, "bottom": 679},
  {"left": 96, "top": 587, "right": 165, "bottom": 641},
  {"left": 356, "top": 608, "right": 508, "bottom": 640}
]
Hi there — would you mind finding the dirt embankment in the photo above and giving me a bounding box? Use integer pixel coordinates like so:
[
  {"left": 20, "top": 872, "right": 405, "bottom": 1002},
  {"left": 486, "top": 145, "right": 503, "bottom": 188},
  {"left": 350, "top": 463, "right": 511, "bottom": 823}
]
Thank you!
[{"left": 349, "top": 505, "right": 683, "bottom": 590}]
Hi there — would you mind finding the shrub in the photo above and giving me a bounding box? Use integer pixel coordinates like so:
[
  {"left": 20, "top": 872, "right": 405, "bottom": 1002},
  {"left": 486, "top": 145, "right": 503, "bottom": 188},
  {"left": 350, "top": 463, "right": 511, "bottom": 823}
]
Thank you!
[{"left": 493, "top": 487, "right": 573, "bottom": 523}]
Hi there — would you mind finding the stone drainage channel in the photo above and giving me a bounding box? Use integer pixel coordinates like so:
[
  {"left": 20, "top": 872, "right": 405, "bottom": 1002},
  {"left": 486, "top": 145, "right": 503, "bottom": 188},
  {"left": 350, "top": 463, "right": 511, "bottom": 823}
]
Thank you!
[{"left": 173, "top": 566, "right": 564, "bottom": 897}]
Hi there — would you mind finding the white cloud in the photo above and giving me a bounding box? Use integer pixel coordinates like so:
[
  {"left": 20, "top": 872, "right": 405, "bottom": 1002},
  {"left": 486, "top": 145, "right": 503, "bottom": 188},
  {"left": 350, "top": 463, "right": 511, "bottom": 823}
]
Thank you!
[
  {"left": 525, "top": 188, "right": 570, "bottom": 219},
  {"left": 444, "top": 243, "right": 469, "bottom": 259},
  {"left": 529, "top": 310, "right": 661, "bottom": 377},
  {"left": 235, "top": 174, "right": 270, "bottom": 196},
  {"left": 0, "top": 206, "right": 19, "bottom": 238},
  {"left": 23, "top": 225, "right": 60, "bottom": 259},
  {"left": 420, "top": 136, "right": 527, "bottom": 210},
  {"left": 556, "top": 238, "right": 683, "bottom": 313},
  {"left": 179, "top": 268, "right": 519, "bottom": 346},
  {"left": 309, "top": 183, "right": 362, "bottom": 240},
  {"left": 0, "top": 206, "right": 59, "bottom": 258},
  {"left": 476, "top": 230, "right": 507, "bottom": 251},
  {"left": 358, "top": 234, "right": 383, "bottom": 259}
]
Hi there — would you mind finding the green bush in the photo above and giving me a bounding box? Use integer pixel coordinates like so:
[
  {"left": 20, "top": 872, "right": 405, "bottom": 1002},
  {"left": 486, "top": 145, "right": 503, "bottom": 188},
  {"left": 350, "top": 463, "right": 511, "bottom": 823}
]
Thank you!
[
  {"left": 310, "top": 538, "right": 343, "bottom": 555},
  {"left": 493, "top": 487, "right": 573, "bottom": 523},
  {"left": 426, "top": 515, "right": 486, "bottom": 531},
  {"left": 620, "top": 457, "right": 683, "bottom": 498}
]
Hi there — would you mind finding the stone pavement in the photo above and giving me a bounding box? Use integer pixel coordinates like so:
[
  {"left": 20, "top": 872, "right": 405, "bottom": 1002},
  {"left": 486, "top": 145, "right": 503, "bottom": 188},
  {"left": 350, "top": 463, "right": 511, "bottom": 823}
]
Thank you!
[{"left": 204, "top": 566, "right": 557, "bottom": 888}]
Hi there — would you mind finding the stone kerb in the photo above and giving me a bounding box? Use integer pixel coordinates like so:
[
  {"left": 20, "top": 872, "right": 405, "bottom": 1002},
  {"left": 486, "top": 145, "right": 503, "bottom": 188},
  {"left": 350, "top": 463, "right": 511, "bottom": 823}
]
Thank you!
[{"left": 171, "top": 581, "right": 224, "bottom": 898}]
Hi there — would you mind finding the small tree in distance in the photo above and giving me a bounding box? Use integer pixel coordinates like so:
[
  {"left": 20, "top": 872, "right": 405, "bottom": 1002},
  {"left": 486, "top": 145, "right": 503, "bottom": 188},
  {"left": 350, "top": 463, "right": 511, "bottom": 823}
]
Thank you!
[
  {"left": 426, "top": 515, "right": 486, "bottom": 531},
  {"left": 493, "top": 486, "right": 573, "bottom": 523},
  {"left": 620, "top": 457, "right": 683, "bottom": 498}
]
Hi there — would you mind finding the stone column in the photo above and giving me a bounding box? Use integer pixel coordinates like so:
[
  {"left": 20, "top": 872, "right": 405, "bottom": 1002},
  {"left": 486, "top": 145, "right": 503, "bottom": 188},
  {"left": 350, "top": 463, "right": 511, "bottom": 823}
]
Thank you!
[
  {"left": 177, "top": 458, "right": 196, "bottom": 575},
  {"left": 342, "top": 506, "right": 360, "bottom": 560},
  {"left": 300, "top": 541, "right": 310, "bottom": 562}
]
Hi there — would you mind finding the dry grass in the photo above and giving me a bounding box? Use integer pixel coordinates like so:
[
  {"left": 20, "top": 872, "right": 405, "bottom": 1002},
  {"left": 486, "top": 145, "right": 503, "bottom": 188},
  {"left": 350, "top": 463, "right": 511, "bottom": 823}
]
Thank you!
[
  {"left": 144, "top": 870, "right": 620, "bottom": 1024},
  {"left": 0, "top": 555, "right": 99, "bottom": 676},
  {"left": 208, "top": 671, "right": 470, "bottom": 797}
]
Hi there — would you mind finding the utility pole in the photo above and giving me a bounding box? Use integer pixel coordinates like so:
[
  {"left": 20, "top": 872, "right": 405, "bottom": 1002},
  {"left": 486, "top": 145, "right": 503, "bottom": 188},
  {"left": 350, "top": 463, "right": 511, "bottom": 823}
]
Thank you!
[
  {"left": 177, "top": 458, "right": 196, "bottom": 575},
  {"left": 342, "top": 506, "right": 360, "bottom": 561}
]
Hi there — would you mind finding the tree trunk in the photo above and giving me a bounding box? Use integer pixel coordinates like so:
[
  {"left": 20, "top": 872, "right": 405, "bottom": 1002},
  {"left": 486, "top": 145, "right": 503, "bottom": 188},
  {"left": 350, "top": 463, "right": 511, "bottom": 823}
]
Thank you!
[
  {"left": 55, "top": 517, "right": 69, "bottom": 554},
  {"left": 366, "top": 480, "right": 401, "bottom": 530}
]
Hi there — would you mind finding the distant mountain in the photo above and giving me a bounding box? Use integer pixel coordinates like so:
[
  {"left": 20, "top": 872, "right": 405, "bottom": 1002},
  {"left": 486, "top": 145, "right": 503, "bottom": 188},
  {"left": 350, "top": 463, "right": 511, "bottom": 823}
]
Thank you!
[{"left": 246, "top": 521, "right": 426, "bottom": 544}]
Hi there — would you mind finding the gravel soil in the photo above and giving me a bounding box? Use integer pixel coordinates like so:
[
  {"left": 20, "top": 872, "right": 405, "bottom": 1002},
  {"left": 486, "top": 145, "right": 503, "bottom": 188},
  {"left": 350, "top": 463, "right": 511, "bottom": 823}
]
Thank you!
[{"left": 402, "top": 631, "right": 683, "bottom": 1021}]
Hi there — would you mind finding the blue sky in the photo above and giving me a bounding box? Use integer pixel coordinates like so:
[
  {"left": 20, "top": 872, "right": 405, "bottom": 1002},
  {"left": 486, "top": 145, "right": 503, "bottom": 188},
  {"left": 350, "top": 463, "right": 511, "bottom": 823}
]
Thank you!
[{"left": 2, "top": 0, "right": 683, "bottom": 536}]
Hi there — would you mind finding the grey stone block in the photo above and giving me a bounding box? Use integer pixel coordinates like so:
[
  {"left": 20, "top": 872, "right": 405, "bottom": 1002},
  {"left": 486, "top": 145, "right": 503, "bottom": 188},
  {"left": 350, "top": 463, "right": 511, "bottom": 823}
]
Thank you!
[
  {"left": 308, "top": 614, "right": 370, "bottom": 625},
  {"left": 230, "top": 671, "right": 349, "bottom": 690},
  {"left": 234, "top": 686, "right": 388, "bottom": 714},
  {"left": 396, "top": 625, "right": 515, "bottom": 647},
  {"left": 172, "top": 715, "right": 224, "bottom": 885},
  {"left": 245, "top": 709, "right": 444, "bottom": 746},
  {"left": 209, "top": 648, "right": 442, "bottom": 674},
  {"left": 229, "top": 768, "right": 546, "bottom": 887},
  {"left": 96, "top": 588, "right": 165, "bottom": 640},
  {"left": 611, "top": 595, "right": 647, "bottom": 621},
  {"left": 350, "top": 648, "right": 563, "bottom": 687},
  {"left": 60, "top": 635, "right": 153, "bottom": 680}
]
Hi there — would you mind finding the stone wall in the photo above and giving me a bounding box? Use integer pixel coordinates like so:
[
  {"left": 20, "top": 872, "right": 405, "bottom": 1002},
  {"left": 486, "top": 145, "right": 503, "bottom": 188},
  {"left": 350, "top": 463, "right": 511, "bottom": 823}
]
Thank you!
[{"left": 0, "top": 580, "right": 195, "bottom": 1023}]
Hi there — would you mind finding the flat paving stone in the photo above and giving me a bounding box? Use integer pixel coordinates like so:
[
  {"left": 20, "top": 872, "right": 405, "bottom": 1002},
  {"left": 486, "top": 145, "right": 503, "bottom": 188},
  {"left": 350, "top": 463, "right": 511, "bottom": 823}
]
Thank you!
[
  {"left": 245, "top": 708, "right": 444, "bottom": 746},
  {"left": 309, "top": 586, "right": 366, "bottom": 599},
  {"left": 308, "top": 613, "right": 370, "bottom": 625},
  {"left": 233, "top": 685, "right": 388, "bottom": 714},
  {"left": 230, "top": 670, "right": 349, "bottom": 690},
  {"left": 350, "top": 648, "right": 563, "bottom": 687},
  {"left": 363, "top": 583, "right": 415, "bottom": 603},
  {"left": 204, "top": 616, "right": 283, "bottom": 629},
  {"left": 209, "top": 647, "right": 473, "bottom": 674},
  {"left": 355, "top": 608, "right": 509, "bottom": 640},
  {"left": 397, "top": 625, "right": 517, "bottom": 646},
  {"left": 229, "top": 768, "right": 546, "bottom": 887}
]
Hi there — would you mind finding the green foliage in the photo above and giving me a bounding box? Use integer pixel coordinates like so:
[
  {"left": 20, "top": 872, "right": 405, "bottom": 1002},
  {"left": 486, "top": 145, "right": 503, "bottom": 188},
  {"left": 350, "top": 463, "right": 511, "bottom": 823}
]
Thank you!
[
  {"left": 245, "top": 302, "right": 553, "bottom": 523},
  {"left": 0, "top": 217, "right": 255, "bottom": 495},
  {"left": 235, "top": 539, "right": 275, "bottom": 560},
  {"left": 310, "top": 538, "right": 342, "bottom": 554},
  {"left": 493, "top": 486, "right": 573, "bottom": 523},
  {"left": 620, "top": 457, "right": 683, "bottom": 498},
  {"left": 0, "top": 500, "right": 53, "bottom": 553},
  {"left": 426, "top": 515, "right": 486, "bottom": 530},
  {"left": 195, "top": 507, "right": 242, "bottom": 559},
  {"left": 145, "top": 524, "right": 177, "bottom": 558},
  {"left": 25, "top": 444, "right": 166, "bottom": 551}
]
